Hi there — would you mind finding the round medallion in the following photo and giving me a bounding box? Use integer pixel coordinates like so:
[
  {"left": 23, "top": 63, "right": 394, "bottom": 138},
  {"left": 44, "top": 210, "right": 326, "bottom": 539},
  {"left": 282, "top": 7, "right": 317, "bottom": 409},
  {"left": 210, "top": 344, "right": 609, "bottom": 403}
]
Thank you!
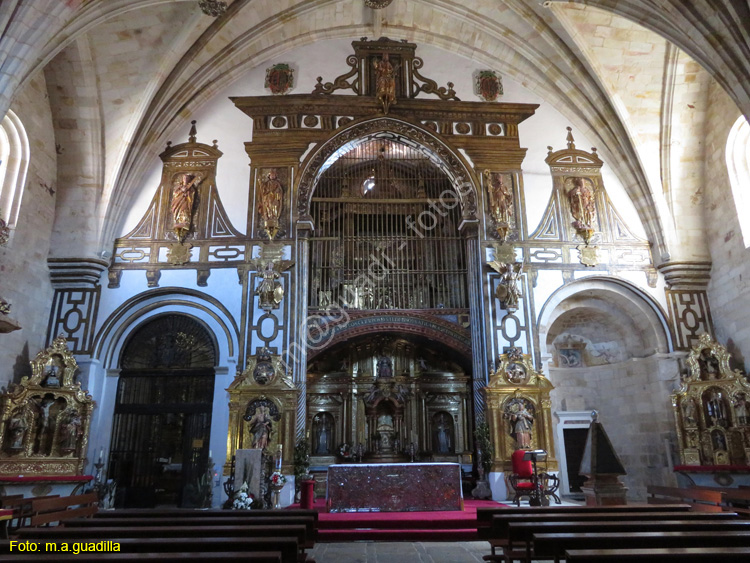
[
  {"left": 337, "top": 116, "right": 352, "bottom": 127},
  {"left": 303, "top": 115, "right": 319, "bottom": 128},
  {"left": 455, "top": 122, "right": 471, "bottom": 135},
  {"left": 424, "top": 121, "right": 438, "bottom": 132},
  {"left": 271, "top": 116, "right": 287, "bottom": 128},
  {"left": 488, "top": 123, "right": 503, "bottom": 136}
]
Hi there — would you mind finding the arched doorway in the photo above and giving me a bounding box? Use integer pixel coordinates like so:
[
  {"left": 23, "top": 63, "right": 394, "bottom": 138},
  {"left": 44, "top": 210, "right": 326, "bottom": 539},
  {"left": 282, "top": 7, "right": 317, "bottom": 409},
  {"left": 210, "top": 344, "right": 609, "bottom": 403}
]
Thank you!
[{"left": 109, "top": 314, "right": 216, "bottom": 508}]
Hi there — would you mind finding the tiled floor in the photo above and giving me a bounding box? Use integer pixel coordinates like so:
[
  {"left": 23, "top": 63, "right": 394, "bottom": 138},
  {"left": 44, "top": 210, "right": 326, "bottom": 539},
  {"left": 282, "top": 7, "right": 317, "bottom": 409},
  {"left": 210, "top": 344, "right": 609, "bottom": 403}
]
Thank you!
[{"left": 310, "top": 541, "right": 491, "bottom": 562}]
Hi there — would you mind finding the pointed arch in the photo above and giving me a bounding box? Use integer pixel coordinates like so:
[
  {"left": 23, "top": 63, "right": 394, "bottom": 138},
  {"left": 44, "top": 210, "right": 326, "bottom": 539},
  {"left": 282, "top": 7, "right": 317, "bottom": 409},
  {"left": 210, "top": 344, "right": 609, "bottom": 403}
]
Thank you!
[{"left": 0, "top": 109, "right": 30, "bottom": 230}]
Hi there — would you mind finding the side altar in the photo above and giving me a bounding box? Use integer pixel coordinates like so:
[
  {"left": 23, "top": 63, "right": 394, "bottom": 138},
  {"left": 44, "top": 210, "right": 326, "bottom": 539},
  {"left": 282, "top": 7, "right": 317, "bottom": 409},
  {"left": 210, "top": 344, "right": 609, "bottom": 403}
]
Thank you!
[{"left": 327, "top": 462, "right": 462, "bottom": 512}]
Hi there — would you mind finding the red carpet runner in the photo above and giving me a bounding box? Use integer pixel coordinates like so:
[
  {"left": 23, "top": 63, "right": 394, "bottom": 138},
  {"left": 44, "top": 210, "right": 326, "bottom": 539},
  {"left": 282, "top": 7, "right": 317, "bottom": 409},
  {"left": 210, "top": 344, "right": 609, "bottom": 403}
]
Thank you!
[{"left": 289, "top": 499, "right": 504, "bottom": 542}]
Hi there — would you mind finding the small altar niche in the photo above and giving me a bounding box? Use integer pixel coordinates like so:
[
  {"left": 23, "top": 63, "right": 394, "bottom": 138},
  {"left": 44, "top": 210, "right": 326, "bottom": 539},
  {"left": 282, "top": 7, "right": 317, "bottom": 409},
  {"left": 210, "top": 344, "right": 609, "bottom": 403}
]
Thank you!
[
  {"left": 0, "top": 335, "right": 95, "bottom": 476},
  {"left": 672, "top": 334, "right": 750, "bottom": 467}
]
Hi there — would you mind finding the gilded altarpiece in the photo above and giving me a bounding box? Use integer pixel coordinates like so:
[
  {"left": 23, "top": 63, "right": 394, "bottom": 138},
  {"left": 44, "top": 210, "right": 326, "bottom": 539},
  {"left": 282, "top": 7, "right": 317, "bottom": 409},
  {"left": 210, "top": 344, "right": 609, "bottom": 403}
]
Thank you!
[
  {"left": 226, "top": 349, "right": 299, "bottom": 474},
  {"left": 672, "top": 334, "right": 750, "bottom": 466},
  {"left": 482, "top": 349, "right": 557, "bottom": 473},
  {"left": 0, "top": 336, "right": 95, "bottom": 476}
]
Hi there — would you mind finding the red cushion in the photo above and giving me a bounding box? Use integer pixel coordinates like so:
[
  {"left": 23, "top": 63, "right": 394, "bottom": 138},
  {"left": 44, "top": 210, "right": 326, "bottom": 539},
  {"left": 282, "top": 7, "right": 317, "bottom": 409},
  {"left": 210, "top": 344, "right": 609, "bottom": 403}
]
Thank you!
[
  {"left": 511, "top": 449, "right": 533, "bottom": 478},
  {"left": 514, "top": 482, "right": 536, "bottom": 490}
]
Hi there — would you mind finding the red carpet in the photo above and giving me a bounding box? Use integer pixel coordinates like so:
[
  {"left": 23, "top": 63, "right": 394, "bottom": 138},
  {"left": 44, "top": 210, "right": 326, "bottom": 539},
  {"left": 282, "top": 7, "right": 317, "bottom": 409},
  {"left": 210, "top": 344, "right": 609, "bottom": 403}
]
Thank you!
[{"left": 288, "top": 499, "right": 505, "bottom": 542}]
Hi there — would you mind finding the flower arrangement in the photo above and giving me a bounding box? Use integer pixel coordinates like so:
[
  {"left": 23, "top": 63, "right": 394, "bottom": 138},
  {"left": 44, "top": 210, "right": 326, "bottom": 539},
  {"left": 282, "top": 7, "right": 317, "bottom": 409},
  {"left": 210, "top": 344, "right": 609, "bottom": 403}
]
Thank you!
[
  {"left": 270, "top": 471, "right": 287, "bottom": 487},
  {"left": 232, "top": 481, "right": 255, "bottom": 510}
]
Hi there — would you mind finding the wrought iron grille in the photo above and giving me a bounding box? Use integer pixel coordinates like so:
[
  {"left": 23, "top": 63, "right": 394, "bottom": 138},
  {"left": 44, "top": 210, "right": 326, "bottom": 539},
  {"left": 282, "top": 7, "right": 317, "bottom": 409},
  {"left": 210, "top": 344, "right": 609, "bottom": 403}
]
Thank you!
[{"left": 309, "top": 136, "right": 468, "bottom": 310}]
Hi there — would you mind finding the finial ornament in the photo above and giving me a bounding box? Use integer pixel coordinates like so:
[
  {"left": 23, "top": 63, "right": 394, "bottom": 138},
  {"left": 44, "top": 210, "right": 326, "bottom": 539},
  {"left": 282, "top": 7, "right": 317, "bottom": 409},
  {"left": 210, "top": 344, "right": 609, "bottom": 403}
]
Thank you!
[
  {"left": 189, "top": 120, "right": 197, "bottom": 143},
  {"left": 566, "top": 126, "right": 576, "bottom": 150}
]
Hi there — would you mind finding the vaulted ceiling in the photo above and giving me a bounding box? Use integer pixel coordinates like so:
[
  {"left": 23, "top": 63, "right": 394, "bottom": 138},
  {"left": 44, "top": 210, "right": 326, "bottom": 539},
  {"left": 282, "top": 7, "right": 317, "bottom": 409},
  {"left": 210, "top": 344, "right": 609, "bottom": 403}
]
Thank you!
[{"left": 0, "top": 0, "right": 747, "bottom": 262}]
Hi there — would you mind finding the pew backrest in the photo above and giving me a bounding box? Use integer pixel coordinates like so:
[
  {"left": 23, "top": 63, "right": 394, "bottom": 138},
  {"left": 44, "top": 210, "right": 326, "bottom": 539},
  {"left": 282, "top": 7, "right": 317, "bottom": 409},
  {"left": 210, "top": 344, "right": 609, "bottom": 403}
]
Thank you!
[{"left": 29, "top": 493, "right": 98, "bottom": 527}]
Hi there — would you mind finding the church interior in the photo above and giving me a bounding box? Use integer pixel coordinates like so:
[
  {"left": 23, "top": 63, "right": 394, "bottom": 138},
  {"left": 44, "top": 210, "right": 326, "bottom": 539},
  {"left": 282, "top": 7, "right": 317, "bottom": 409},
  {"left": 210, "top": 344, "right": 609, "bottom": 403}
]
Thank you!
[{"left": 2, "top": 0, "right": 750, "bottom": 559}]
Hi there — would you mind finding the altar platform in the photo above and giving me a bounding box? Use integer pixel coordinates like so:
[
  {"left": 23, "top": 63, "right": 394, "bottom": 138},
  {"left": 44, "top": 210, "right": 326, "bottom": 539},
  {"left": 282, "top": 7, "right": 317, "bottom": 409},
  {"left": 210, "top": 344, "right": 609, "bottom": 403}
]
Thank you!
[{"left": 326, "top": 462, "right": 463, "bottom": 513}]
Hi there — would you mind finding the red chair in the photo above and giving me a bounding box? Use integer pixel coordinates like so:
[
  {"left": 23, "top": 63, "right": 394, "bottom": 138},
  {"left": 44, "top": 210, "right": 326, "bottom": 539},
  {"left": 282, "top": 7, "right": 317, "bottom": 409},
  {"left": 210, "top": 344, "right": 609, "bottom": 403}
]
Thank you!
[{"left": 508, "top": 449, "right": 537, "bottom": 506}]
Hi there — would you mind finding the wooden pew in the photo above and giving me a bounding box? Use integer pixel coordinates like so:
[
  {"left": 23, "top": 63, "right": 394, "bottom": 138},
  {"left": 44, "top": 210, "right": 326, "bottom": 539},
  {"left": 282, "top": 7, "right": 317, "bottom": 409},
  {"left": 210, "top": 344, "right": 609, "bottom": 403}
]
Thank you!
[
  {"left": 63, "top": 516, "right": 317, "bottom": 548},
  {"left": 1, "top": 495, "right": 59, "bottom": 529},
  {"left": 533, "top": 530, "right": 750, "bottom": 563},
  {"left": 476, "top": 503, "right": 692, "bottom": 556},
  {"left": 93, "top": 508, "right": 318, "bottom": 521},
  {"left": 646, "top": 485, "right": 723, "bottom": 512},
  {"left": 16, "top": 523, "right": 309, "bottom": 556},
  {"left": 564, "top": 546, "right": 750, "bottom": 562},
  {"left": 689, "top": 485, "right": 750, "bottom": 516},
  {"left": 29, "top": 493, "right": 98, "bottom": 527},
  {"left": 505, "top": 518, "right": 750, "bottom": 563},
  {"left": 0, "top": 552, "right": 284, "bottom": 562},
  {"left": 1, "top": 537, "right": 300, "bottom": 563}
]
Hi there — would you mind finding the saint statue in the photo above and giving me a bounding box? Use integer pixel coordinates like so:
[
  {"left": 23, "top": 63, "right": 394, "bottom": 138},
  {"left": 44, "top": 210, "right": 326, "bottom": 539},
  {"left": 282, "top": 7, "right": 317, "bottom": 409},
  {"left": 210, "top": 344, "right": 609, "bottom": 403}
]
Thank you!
[
  {"left": 373, "top": 53, "right": 399, "bottom": 114},
  {"left": 171, "top": 172, "right": 203, "bottom": 242},
  {"left": 567, "top": 177, "right": 596, "bottom": 238},
  {"left": 377, "top": 354, "right": 393, "bottom": 378},
  {"left": 507, "top": 401, "right": 534, "bottom": 449},
  {"left": 314, "top": 414, "right": 331, "bottom": 455},
  {"left": 59, "top": 409, "right": 81, "bottom": 451},
  {"left": 255, "top": 261, "right": 283, "bottom": 311},
  {"left": 248, "top": 405, "right": 272, "bottom": 450},
  {"left": 257, "top": 169, "right": 284, "bottom": 239},
  {"left": 8, "top": 412, "right": 28, "bottom": 450},
  {"left": 484, "top": 170, "right": 514, "bottom": 240},
  {"left": 435, "top": 414, "right": 452, "bottom": 453},
  {"left": 735, "top": 393, "right": 748, "bottom": 425}
]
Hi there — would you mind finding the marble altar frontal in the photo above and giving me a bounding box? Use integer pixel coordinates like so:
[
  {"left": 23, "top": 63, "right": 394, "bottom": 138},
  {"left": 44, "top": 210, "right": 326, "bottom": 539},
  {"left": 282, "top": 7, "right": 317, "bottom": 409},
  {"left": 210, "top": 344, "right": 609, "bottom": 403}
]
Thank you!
[{"left": 326, "top": 463, "right": 463, "bottom": 513}]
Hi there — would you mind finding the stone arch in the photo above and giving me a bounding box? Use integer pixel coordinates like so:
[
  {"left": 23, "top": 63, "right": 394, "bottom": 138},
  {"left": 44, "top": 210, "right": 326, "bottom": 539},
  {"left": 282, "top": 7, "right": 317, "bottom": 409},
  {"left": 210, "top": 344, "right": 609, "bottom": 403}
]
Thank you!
[
  {"left": 306, "top": 314, "right": 472, "bottom": 367},
  {"left": 537, "top": 276, "right": 672, "bottom": 364},
  {"left": 0, "top": 108, "right": 30, "bottom": 230},
  {"left": 296, "top": 116, "right": 479, "bottom": 225},
  {"left": 726, "top": 115, "right": 750, "bottom": 248},
  {"left": 93, "top": 288, "right": 240, "bottom": 371}
]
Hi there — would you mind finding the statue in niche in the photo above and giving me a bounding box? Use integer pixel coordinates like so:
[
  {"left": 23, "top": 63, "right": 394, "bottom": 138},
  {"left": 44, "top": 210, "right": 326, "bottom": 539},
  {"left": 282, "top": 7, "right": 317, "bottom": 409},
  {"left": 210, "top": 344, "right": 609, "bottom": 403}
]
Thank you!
[
  {"left": 698, "top": 348, "right": 721, "bottom": 380},
  {"left": 711, "top": 429, "right": 728, "bottom": 451},
  {"left": 566, "top": 177, "right": 597, "bottom": 242},
  {"left": 313, "top": 414, "right": 332, "bottom": 455},
  {"left": 171, "top": 172, "right": 203, "bottom": 242},
  {"left": 373, "top": 53, "right": 399, "bottom": 114},
  {"left": 484, "top": 170, "right": 514, "bottom": 241},
  {"left": 505, "top": 399, "right": 534, "bottom": 449},
  {"left": 258, "top": 169, "right": 284, "bottom": 239},
  {"left": 42, "top": 356, "right": 63, "bottom": 387},
  {"left": 34, "top": 397, "right": 56, "bottom": 456},
  {"left": 434, "top": 413, "right": 453, "bottom": 454},
  {"left": 734, "top": 393, "right": 748, "bottom": 425},
  {"left": 248, "top": 405, "right": 273, "bottom": 450},
  {"left": 682, "top": 397, "right": 698, "bottom": 427},
  {"left": 377, "top": 354, "right": 393, "bottom": 378},
  {"left": 705, "top": 389, "right": 729, "bottom": 428},
  {"left": 506, "top": 362, "right": 527, "bottom": 384},
  {"left": 7, "top": 411, "right": 28, "bottom": 450},
  {"left": 58, "top": 408, "right": 81, "bottom": 452}
]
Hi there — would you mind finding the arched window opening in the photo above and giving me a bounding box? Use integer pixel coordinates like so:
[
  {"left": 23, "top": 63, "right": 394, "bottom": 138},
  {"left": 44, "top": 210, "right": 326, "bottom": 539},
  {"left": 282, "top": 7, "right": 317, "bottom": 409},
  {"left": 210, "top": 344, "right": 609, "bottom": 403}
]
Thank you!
[
  {"left": 0, "top": 109, "right": 30, "bottom": 234},
  {"left": 726, "top": 115, "right": 750, "bottom": 248}
]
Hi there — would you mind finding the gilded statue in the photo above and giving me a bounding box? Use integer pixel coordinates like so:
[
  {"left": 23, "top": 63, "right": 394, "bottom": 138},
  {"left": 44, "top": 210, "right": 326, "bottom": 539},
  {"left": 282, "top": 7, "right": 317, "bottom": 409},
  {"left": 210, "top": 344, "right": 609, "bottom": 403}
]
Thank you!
[
  {"left": 248, "top": 405, "right": 272, "bottom": 450},
  {"left": 484, "top": 170, "right": 514, "bottom": 241},
  {"left": 373, "top": 53, "right": 399, "bottom": 114},
  {"left": 487, "top": 260, "right": 523, "bottom": 311},
  {"left": 505, "top": 399, "right": 534, "bottom": 449},
  {"left": 566, "top": 177, "right": 596, "bottom": 243},
  {"left": 257, "top": 169, "right": 284, "bottom": 239},
  {"left": 171, "top": 172, "right": 203, "bottom": 242}
]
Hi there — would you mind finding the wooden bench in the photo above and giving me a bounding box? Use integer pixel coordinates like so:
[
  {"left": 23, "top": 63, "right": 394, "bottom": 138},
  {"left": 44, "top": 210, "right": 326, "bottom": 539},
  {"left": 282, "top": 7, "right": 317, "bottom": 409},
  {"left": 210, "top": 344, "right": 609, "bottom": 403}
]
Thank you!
[
  {"left": 63, "top": 516, "right": 317, "bottom": 548},
  {"left": 1, "top": 495, "right": 60, "bottom": 530},
  {"left": 1, "top": 537, "right": 301, "bottom": 563},
  {"left": 29, "top": 493, "right": 98, "bottom": 527},
  {"left": 646, "top": 485, "right": 723, "bottom": 512},
  {"left": 505, "top": 518, "right": 750, "bottom": 563},
  {"left": 564, "top": 546, "right": 750, "bottom": 562},
  {"left": 689, "top": 485, "right": 750, "bottom": 516},
  {"left": 93, "top": 508, "right": 318, "bottom": 521},
  {"left": 533, "top": 530, "right": 750, "bottom": 563}
]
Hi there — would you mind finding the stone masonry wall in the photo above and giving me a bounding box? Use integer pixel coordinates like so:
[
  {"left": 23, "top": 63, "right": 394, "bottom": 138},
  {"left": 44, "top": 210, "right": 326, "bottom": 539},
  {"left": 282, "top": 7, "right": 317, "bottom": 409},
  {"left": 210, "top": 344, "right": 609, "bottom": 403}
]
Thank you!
[
  {"left": 0, "top": 74, "right": 57, "bottom": 387},
  {"left": 550, "top": 354, "right": 680, "bottom": 500},
  {"left": 703, "top": 80, "right": 750, "bottom": 371}
]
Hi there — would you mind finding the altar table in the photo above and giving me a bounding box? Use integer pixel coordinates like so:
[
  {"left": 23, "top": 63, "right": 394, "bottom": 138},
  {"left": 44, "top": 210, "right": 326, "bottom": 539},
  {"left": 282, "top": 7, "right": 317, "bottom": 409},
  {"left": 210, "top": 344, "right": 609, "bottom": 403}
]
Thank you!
[{"left": 326, "top": 462, "right": 463, "bottom": 513}]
